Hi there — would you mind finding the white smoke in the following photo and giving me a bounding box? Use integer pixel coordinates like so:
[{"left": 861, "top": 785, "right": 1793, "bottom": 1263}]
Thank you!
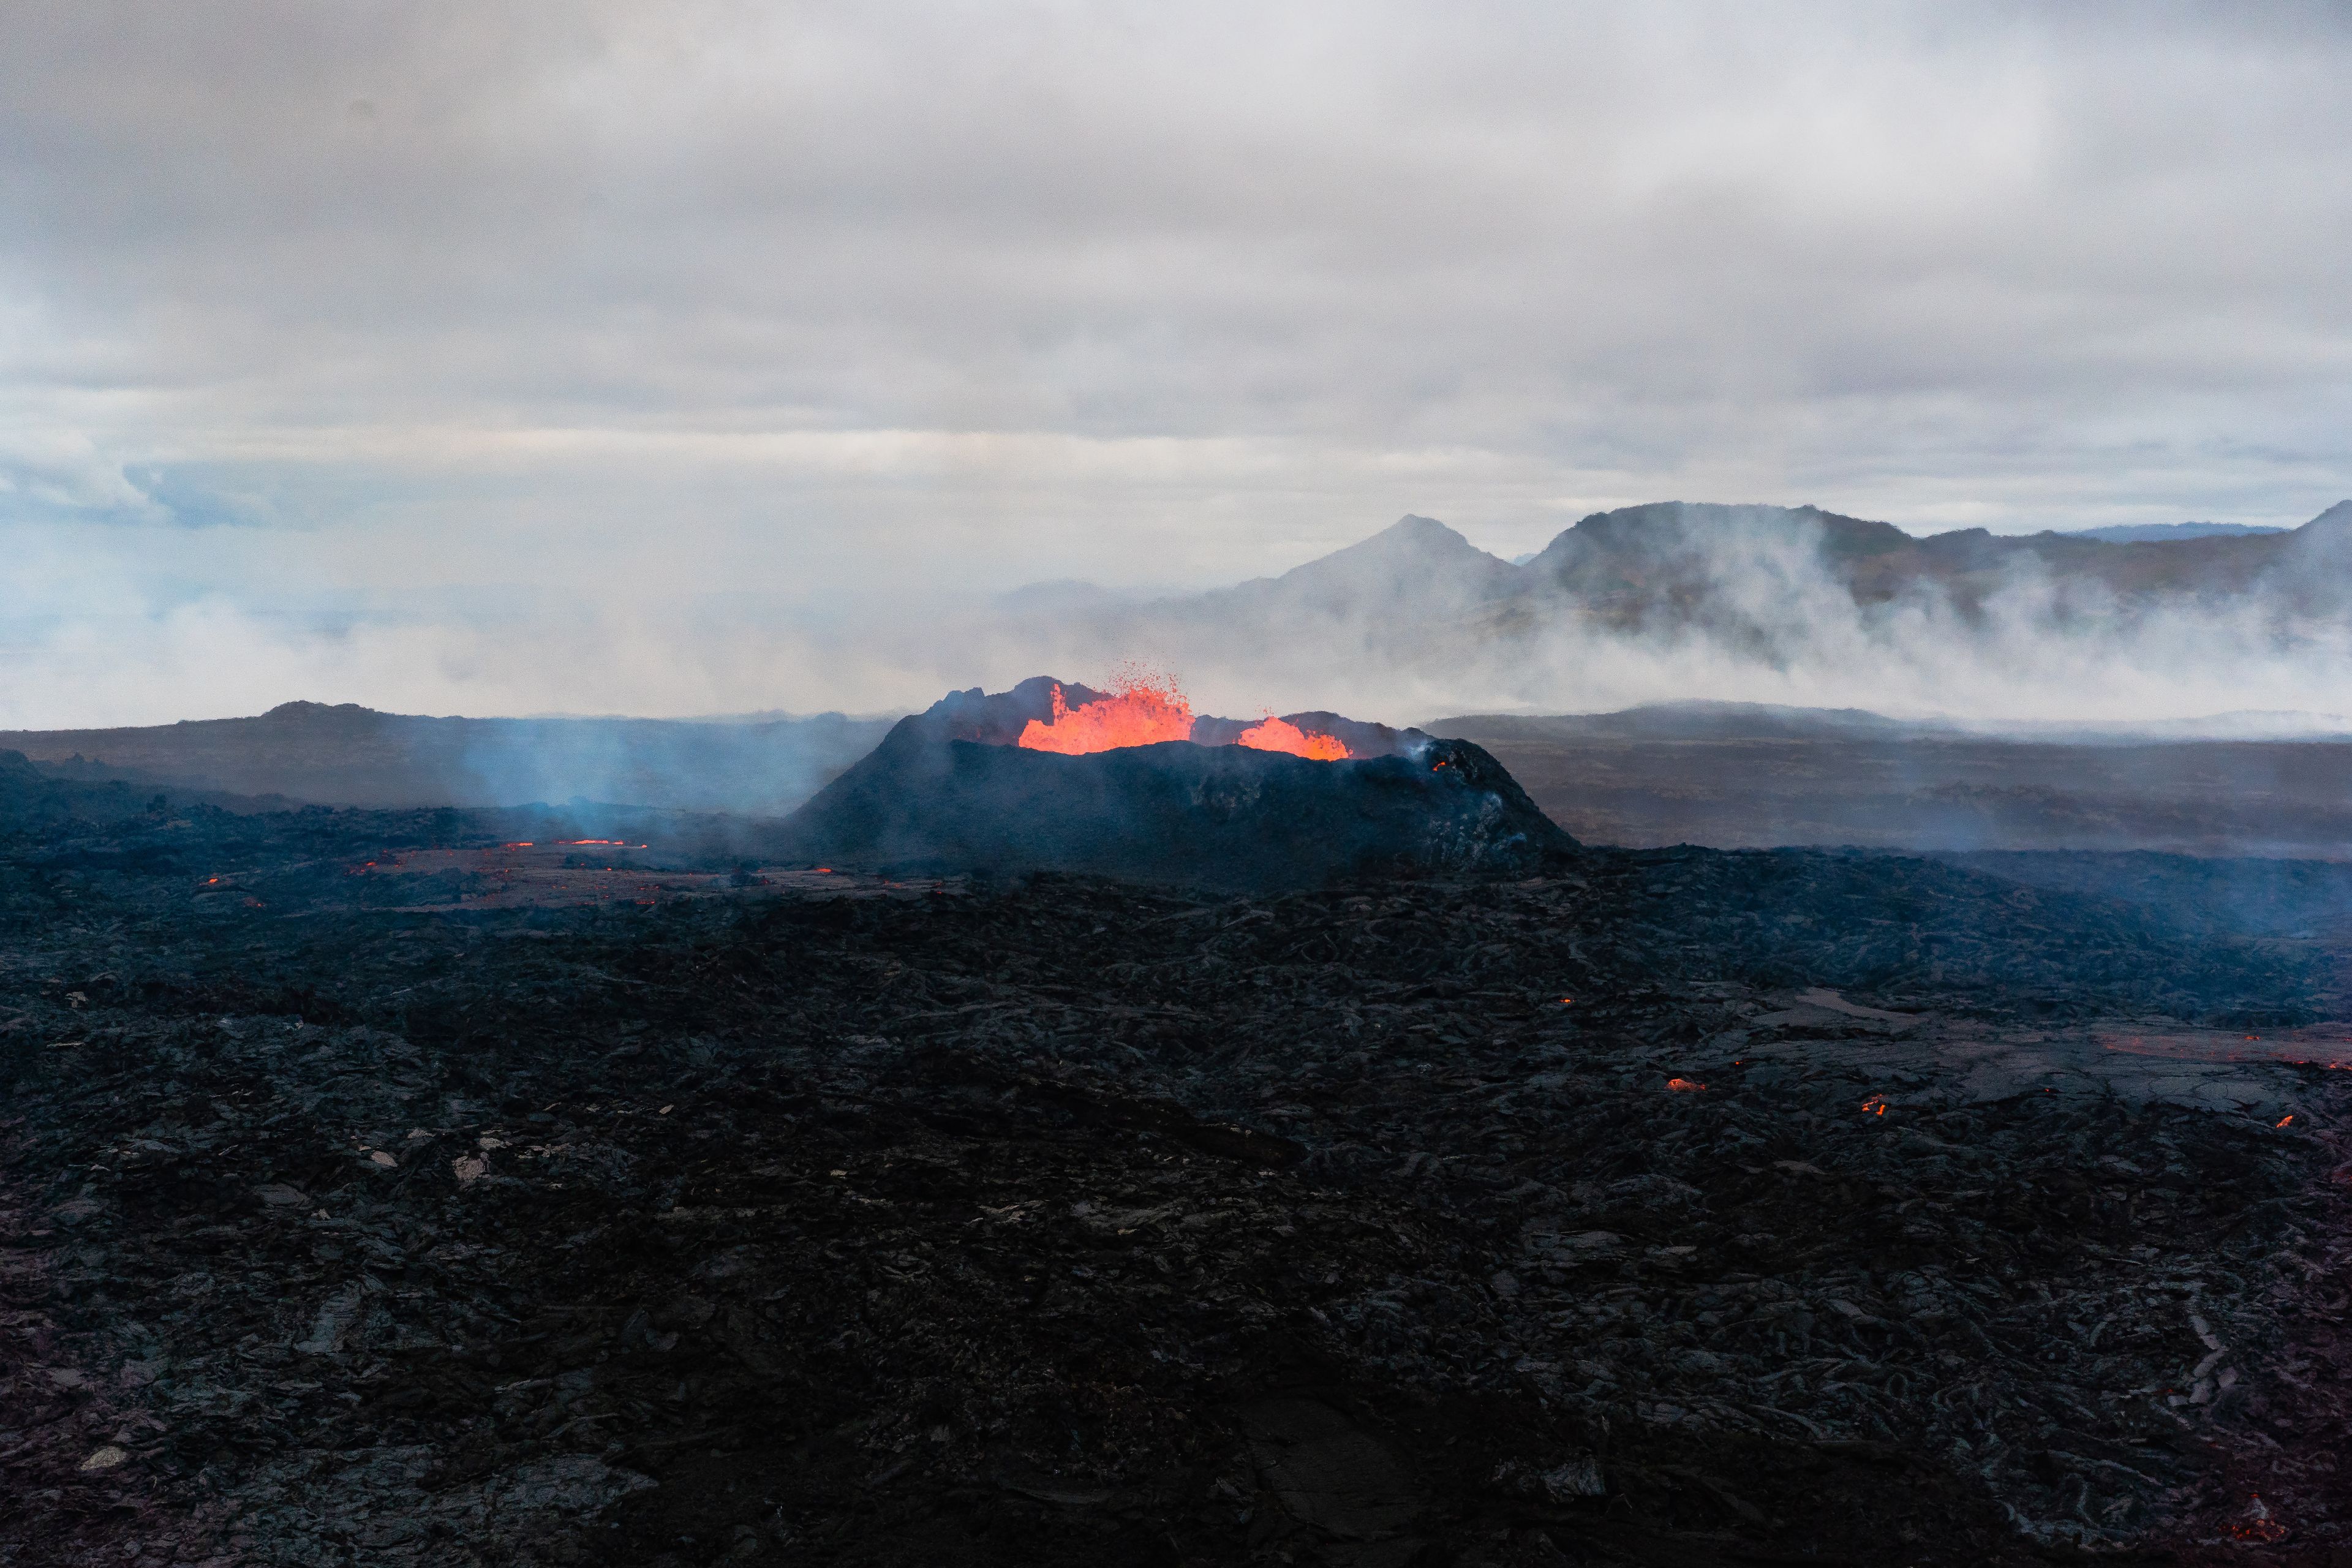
[
  {"left": 942, "top": 507, "right": 2352, "bottom": 733},
  {"left": 5, "top": 505, "right": 2349, "bottom": 741}
]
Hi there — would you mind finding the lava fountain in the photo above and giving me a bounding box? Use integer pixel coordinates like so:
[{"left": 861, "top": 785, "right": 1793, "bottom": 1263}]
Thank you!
[{"left": 1017, "top": 672, "right": 1354, "bottom": 760}]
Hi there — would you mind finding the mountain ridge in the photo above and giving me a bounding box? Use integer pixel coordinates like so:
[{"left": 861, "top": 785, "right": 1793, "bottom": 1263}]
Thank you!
[{"left": 1126, "top": 497, "right": 2352, "bottom": 635}]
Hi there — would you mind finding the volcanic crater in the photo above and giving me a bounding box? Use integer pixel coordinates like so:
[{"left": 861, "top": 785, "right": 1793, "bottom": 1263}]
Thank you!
[{"left": 775, "top": 676, "right": 1576, "bottom": 889}]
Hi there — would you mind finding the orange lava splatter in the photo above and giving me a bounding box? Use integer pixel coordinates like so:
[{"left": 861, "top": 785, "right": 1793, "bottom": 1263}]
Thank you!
[
  {"left": 2278, "top": 1114, "right": 2295, "bottom": 1128},
  {"left": 1235, "top": 715, "right": 1352, "bottom": 761},
  {"left": 1018, "top": 672, "right": 1194, "bottom": 755},
  {"left": 1862, "top": 1095, "right": 1889, "bottom": 1117},
  {"left": 1667, "top": 1077, "right": 1706, "bottom": 1092}
]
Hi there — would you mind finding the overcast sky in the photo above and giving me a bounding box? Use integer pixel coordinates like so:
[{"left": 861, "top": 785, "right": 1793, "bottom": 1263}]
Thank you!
[{"left": 4, "top": 2, "right": 2349, "bottom": 722}]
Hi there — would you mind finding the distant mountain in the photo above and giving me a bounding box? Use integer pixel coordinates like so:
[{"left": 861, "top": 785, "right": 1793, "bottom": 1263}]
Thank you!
[
  {"left": 0, "top": 701, "right": 896, "bottom": 814},
  {"left": 987, "top": 498, "right": 2352, "bottom": 716},
  {"left": 1093, "top": 499, "right": 2352, "bottom": 652},
  {"left": 1521, "top": 499, "right": 2350, "bottom": 619},
  {"left": 1215, "top": 514, "right": 1523, "bottom": 614},
  {"left": 1080, "top": 514, "right": 1531, "bottom": 679},
  {"left": 2064, "top": 522, "right": 2288, "bottom": 542}
]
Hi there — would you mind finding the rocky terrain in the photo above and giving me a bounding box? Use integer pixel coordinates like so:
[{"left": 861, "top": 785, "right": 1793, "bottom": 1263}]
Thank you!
[{"left": 5, "top": 780, "right": 2351, "bottom": 1566}]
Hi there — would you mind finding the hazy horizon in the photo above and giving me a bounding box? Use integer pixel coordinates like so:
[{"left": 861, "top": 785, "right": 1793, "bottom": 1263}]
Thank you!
[
  {"left": 5, "top": 4, "right": 2349, "bottom": 726},
  {"left": 7, "top": 497, "right": 2352, "bottom": 739}
]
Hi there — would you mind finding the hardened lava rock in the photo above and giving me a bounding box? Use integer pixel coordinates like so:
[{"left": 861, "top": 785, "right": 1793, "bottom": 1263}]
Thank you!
[{"left": 3, "top": 786, "right": 2350, "bottom": 1566}]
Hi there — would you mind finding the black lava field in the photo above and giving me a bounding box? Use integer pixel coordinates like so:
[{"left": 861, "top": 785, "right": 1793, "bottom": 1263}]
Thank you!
[{"left": 5, "top": 750, "right": 2352, "bottom": 1567}]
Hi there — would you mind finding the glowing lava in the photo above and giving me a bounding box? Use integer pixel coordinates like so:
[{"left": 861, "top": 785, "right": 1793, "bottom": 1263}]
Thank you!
[
  {"left": 1018, "top": 674, "right": 1196, "bottom": 755},
  {"left": 1237, "top": 715, "right": 1352, "bottom": 761},
  {"left": 1016, "top": 672, "right": 1359, "bottom": 761}
]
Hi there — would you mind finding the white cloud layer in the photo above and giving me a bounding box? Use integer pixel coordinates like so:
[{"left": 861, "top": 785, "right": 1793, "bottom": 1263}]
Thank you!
[{"left": 2, "top": 2, "right": 2348, "bottom": 723}]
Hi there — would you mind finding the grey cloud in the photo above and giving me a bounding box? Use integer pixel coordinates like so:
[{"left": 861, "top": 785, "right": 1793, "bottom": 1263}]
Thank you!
[{"left": 1, "top": 2, "right": 2348, "bottom": 722}]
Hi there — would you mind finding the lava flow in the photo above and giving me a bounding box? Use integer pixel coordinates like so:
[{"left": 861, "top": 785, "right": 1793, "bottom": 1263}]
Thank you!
[
  {"left": 1017, "top": 674, "right": 1353, "bottom": 760},
  {"left": 1237, "top": 715, "right": 1352, "bottom": 760}
]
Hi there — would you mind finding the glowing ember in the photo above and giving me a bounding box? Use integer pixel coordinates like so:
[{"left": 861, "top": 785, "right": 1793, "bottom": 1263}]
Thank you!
[
  {"left": 1862, "top": 1095, "right": 1888, "bottom": 1117},
  {"left": 2278, "top": 1113, "right": 2294, "bottom": 1128},
  {"left": 1018, "top": 673, "right": 1195, "bottom": 755},
  {"left": 1236, "top": 715, "right": 1352, "bottom": 761},
  {"left": 2230, "top": 1494, "right": 2288, "bottom": 1542},
  {"left": 1667, "top": 1077, "right": 1705, "bottom": 1092}
]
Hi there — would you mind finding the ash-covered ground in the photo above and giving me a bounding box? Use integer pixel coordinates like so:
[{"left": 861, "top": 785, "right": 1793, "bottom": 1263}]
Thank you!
[
  {"left": 1430, "top": 709, "right": 2352, "bottom": 860},
  {"left": 5, "top": 792, "right": 2352, "bottom": 1566}
]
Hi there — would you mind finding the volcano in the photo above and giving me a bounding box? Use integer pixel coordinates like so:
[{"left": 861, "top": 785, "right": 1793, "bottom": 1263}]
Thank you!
[{"left": 775, "top": 676, "right": 1575, "bottom": 889}]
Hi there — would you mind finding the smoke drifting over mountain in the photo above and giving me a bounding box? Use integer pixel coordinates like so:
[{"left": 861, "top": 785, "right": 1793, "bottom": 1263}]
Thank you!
[
  {"left": 8, "top": 501, "right": 2347, "bottom": 734},
  {"left": 938, "top": 501, "right": 2352, "bottom": 731}
]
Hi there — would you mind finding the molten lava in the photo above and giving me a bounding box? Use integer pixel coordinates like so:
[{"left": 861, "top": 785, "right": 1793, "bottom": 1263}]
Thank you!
[
  {"left": 1236, "top": 715, "right": 1352, "bottom": 761},
  {"left": 1018, "top": 674, "right": 1196, "bottom": 755},
  {"left": 1016, "top": 673, "right": 1354, "bottom": 761}
]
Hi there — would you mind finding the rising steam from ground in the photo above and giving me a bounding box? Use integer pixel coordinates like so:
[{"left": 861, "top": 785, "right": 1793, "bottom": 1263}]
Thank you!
[
  {"left": 5, "top": 507, "right": 2349, "bottom": 741},
  {"left": 950, "top": 506, "right": 2352, "bottom": 733}
]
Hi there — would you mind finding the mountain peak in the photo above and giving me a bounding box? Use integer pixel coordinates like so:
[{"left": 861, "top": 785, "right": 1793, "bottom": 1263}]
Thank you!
[
  {"left": 1317, "top": 513, "right": 1489, "bottom": 563},
  {"left": 1525, "top": 500, "right": 1912, "bottom": 579},
  {"left": 2302, "top": 499, "right": 2352, "bottom": 533},
  {"left": 1198, "top": 513, "right": 1521, "bottom": 612},
  {"left": 1268, "top": 514, "right": 1509, "bottom": 577},
  {"left": 1382, "top": 513, "right": 1464, "bottom": 543}
]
